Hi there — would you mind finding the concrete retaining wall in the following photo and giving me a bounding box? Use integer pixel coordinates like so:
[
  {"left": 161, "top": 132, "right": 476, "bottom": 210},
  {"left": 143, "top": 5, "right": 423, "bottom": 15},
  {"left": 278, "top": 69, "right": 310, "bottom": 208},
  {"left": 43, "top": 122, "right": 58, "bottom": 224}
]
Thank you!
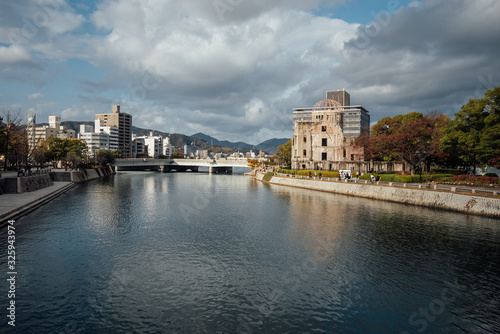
[
  {"left": 50, "top": 171, "right": 72, "bottom": 182},
  {"left": 0, "top": 165, "right": 115, "bottom": 196},
  {"left": 258, "top": 174, "right": 500, "bottom": 218},
  {"left": 3, "top": 174, "right": 54, "bottom": 194},
  {"left": 69, "top": 166, "right": 115, "bottom": 183},
  {"left": 49, "top": 166, "right": 116, "bottom": 184}
]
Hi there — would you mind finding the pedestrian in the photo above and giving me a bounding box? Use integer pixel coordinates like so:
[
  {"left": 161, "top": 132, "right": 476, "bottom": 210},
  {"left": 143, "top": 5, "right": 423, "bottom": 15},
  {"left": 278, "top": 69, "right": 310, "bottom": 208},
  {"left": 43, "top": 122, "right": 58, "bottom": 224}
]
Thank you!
[{"left": 370, "top": 174, "right": 375, "bottom": 183}]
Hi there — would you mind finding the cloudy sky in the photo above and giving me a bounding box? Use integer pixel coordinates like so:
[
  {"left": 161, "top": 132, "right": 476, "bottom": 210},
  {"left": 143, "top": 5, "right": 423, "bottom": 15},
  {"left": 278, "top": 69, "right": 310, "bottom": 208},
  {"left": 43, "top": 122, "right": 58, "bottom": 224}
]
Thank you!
[{"left": 1, "top": 0, "right": 499, "bottom": 144}]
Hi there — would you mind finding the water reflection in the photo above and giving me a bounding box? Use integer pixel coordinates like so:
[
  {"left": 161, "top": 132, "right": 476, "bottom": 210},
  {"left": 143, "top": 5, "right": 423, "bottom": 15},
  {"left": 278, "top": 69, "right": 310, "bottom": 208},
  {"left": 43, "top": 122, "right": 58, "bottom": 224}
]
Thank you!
[{"left": 0, "top": 173, "right": 498, "bottom": 333}]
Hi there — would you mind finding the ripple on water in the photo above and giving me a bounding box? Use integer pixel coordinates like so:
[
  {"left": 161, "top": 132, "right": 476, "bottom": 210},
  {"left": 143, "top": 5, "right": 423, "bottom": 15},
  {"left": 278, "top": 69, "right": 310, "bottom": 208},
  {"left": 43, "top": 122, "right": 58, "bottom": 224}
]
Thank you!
[{"left": 3, "top": 173, "right": 499, "bottom": 333}]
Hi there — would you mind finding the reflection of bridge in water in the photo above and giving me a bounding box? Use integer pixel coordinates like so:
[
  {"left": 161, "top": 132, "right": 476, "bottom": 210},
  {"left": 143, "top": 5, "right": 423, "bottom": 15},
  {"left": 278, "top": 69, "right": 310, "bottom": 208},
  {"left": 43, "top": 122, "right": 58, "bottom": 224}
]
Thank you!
[{"left": 113, "top": 159, "right": 250, "bottom": 174}]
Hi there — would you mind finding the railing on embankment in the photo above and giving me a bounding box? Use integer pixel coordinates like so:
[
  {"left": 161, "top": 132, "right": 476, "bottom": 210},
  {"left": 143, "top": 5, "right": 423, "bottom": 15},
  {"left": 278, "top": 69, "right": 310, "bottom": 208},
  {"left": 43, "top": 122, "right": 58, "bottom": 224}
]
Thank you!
[{"left": 256, "top": 172, "right": 500, "bottom": 218}]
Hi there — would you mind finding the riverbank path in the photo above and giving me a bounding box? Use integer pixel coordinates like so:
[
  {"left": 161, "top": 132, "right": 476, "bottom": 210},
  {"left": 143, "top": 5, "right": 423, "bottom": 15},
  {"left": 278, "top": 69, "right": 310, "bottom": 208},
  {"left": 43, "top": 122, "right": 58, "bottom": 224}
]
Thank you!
[{"left": 0, "top": 180, "right": 75, "bottom": 226}]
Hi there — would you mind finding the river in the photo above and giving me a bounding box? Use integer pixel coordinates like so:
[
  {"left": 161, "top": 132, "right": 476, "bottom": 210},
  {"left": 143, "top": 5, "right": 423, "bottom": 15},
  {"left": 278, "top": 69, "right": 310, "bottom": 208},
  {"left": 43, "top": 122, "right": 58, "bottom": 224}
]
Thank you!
[{"left": 1, "top": 172, "right": 499, "bottom": 333}]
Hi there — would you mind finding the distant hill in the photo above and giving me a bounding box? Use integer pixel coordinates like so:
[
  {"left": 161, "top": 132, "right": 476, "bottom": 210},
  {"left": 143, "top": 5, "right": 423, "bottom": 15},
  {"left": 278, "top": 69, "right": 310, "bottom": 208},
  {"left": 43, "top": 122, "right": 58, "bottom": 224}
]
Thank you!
[
  {"left": 56, "top": 121, "right": 288, "bottom": 154},
  {"left": 191, "top": 133, "right": 254, "bottom": 150},
  {"left": 193, "top": 133, "right": 290, "bottom": 154},
  {"left": 60, "top": 121, "right": 94, "bottom": 132},
  {"left": 132, "top": 127, "right": 207, "bottom": 148},
  {"left": 255, "top": 138, "right": 290, "bottom": 154}
]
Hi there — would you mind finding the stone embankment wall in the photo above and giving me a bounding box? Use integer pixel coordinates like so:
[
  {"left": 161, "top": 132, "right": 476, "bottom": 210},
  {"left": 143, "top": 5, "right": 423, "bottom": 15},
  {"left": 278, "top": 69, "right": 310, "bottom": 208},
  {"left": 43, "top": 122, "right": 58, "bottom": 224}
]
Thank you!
[
  {"left": 2, "top": 174, "right": 54, "bottom": 194},
  {"left": 256, "top": 173, "right": 500, "bottom": 218},
  {"left": 0, "top": 166, "right": 116, "bottom": 194},
  {"left": 54, "top": 165, "right": 115, "bottom": 183}
]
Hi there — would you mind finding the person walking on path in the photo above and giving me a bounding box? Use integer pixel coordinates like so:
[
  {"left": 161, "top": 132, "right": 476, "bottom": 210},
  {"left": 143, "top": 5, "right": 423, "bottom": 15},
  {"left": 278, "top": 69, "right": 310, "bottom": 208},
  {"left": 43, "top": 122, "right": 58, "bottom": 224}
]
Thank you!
[{"left": 370, "top": 174, "right": 375, "bottom": 184}]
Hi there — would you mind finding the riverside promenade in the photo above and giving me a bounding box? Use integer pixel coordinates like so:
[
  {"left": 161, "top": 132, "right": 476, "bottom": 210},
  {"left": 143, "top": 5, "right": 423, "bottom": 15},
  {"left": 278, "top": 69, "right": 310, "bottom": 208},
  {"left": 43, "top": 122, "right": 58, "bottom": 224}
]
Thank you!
[
  {"left": 255, "top": 171, "right": 500, "bottom": 218},
  {"left": 0, "top": 171, "right": 76, "bottom": 226},
  {"left": 0, "top": 166, "right": 114, "bottom": 226}
]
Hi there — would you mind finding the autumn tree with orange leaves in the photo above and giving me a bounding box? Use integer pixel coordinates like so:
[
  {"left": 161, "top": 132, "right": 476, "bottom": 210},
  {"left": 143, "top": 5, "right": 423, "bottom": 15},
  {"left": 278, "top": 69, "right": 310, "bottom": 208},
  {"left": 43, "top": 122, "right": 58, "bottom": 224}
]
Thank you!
[{"left": 367, "top": 111, "right": 450, "bottom": 174}]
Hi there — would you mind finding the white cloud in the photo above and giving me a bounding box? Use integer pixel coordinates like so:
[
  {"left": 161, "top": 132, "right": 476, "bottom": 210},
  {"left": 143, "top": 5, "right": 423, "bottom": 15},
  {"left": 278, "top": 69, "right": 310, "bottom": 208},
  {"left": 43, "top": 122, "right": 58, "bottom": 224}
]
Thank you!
[
  {"left": 28, "top": 92, "right": 44, "bottom": 100},
  {"left": 0, "top": 45, "right": 31, "bottom": 64},
  {"left": 1, "top": 0, "right": 499, "bottom": 143}
]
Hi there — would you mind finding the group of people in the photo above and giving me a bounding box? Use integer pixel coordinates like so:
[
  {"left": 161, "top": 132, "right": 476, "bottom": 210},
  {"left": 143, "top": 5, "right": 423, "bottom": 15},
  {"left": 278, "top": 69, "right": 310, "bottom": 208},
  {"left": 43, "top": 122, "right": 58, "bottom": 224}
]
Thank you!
[
  {"left": 370, "top": 174, "right": 381, "bottom": 183},
  {"left": 340, "top": 171, "right": 351, "bottom": 180}
]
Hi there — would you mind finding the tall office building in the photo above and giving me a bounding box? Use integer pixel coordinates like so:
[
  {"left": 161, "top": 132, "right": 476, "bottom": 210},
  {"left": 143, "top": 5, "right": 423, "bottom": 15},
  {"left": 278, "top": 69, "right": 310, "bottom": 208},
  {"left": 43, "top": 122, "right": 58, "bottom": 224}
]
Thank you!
[
  {"left": 293, "top": 90, "right": 369, "bottom": 137},
  {"left": 326, "top": 89, "right": 350, "bottom": 106},
  {"left": 95, "top": 105, "right": 133, "bottom": 158}
]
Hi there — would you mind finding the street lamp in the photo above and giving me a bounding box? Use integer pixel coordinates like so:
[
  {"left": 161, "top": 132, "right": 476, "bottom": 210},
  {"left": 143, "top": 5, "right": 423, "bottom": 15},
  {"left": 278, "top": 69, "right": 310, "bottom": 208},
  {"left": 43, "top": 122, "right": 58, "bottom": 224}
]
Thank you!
[{"left": 415, "top": 150, "right": 426, "bottom": 183}]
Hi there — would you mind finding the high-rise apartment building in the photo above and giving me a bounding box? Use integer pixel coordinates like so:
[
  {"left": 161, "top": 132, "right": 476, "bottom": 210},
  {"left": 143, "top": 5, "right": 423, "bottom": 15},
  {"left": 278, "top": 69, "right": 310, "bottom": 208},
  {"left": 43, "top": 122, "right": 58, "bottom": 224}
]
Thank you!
[{"left": 95, "top": 105, "right": 133, "bottom": 158}]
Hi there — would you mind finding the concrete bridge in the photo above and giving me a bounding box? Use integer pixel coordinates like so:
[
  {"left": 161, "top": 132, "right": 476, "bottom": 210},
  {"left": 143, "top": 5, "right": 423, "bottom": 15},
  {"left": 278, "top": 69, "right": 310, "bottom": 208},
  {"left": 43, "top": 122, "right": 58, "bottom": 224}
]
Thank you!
[{"left": 112, "top": 158, "right": 250, "bottom": 174}]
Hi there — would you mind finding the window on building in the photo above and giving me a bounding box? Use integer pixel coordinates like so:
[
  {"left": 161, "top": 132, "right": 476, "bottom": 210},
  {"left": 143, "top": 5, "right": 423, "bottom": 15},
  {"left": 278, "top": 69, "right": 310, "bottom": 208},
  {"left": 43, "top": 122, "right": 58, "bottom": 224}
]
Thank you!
[
  {"left": 322, "top": 153, "right": 327, "bottom": 161},
  {"left": 321, "top": 126, "right": 327, "bottom": 132},
  {"left": 303, "top": 136, "right": 307, "bottom": 143},
  {"left": 343, "top": 148, "right": 346, "bottom": 158},
  {"left": 322, "top": 138, "right": 327, "bottom": 146},
  {"left": 303, "top": 149, "right": 307, "bottom": 156},
  {"left": 351, "top": 154, "right": 354, "bottom": 161}
]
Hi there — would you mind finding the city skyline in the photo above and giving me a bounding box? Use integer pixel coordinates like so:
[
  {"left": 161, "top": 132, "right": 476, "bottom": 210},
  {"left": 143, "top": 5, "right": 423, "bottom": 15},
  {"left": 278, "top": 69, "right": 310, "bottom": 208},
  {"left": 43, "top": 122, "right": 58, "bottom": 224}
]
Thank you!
[{"left": 1, "top": 0, "right": 499, "bottom": 144}]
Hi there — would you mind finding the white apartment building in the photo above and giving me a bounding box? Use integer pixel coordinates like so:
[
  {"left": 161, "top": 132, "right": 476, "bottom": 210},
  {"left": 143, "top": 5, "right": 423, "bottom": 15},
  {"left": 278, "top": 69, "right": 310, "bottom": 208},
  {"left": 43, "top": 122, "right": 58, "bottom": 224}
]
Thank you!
[
  {"left": 78, "top": 124, "right": 110, "bottom": 157},
  {"left": 132, "top": 135, "right": 146, "bottom": 157},
  {"left": 27, "top": 115, "right": 76, "bottom": 152},
  {"left": 133, "top": 132, "right": 163, "bottom": 158},
  {"left": 144, "top": 133, "right": 163, "bottom": 159},
  {"left": 163, "top": 137, "right": 173, "bottom": 158},
  {"left": 95, "top": 120, "right": 119, "bottom": 151}
]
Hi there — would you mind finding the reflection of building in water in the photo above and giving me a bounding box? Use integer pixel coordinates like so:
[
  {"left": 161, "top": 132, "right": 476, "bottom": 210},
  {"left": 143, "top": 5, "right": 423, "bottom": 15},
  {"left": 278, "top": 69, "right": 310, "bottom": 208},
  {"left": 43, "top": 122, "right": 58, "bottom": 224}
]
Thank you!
[
  {"left": 292, "top": 90, "right": 369, "bottom": 172},
  {"left": 282, "top": 186, "right": 352, "bottom": 251}
]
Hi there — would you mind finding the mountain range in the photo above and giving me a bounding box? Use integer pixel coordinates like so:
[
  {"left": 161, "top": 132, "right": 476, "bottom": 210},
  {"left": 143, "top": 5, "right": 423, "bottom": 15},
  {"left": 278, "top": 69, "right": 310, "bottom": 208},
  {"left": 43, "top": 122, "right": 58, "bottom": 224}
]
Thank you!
[
  {"left": 56, "top": 121, "right": 289, "bottom": 154},
  {"left": 191, "top": 133, "right": 289, "bottom": 154}
]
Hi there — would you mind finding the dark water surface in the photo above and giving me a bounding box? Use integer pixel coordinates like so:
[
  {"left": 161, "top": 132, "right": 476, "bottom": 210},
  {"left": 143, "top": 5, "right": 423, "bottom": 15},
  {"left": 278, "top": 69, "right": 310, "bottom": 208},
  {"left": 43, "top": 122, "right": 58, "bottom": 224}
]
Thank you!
[{"left": 1, "top": 172, "right": 499, "bottom": 333}]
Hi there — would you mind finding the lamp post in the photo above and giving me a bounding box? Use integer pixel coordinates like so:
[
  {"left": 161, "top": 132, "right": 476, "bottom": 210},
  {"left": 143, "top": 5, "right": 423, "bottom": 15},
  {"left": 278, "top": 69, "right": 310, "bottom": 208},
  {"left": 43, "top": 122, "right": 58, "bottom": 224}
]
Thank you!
[{"left": 415, "top": 150, "right": 426, "bottom": 183}]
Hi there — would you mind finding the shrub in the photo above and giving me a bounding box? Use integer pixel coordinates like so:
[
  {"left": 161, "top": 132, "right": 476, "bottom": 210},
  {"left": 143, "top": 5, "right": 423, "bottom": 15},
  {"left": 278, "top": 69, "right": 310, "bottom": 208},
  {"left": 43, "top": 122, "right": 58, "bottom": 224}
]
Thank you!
[
  {"left": 484, "top": 173, "right": 499, "bottom": 178},
  {"left": 394, "top": 175, "right": 421, "bottom": 183},
  {"left": 433, "top": 169, "right": 468, "bottom": 175},
  {"left": 360, "top": 173, "right": 453, "bottom": 183},
  {"left": 446, "top": 175, "right": 500, "bottom": 187},
  {"left": 280, "top": 169, "right": 340, "bottom": 178},
  {"left": 76, "top": 162, "right": 91, "bottom": 169},
  {"left": 262, "top": 172, "right": 274, "bottom": 182}
]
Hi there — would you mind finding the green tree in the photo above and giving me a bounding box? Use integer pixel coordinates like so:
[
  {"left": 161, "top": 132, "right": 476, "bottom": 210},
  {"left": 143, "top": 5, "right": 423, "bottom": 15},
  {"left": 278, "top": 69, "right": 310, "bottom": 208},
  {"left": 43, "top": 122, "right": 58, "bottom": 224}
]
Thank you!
[
  {"left": 43, "top": 138, "right": 88, "bottom": 167},
  {"left": 441, "top": 86, "right": 500, "bottom": 168},
  {"left": 66, "top": 139, "right": 88, "bottom": 160},
  {"left": 274, "top": 139, "right": 292, "bottom": 167},
  {"left": 96, "top": 149, "right": 117, "bottom": 166}
]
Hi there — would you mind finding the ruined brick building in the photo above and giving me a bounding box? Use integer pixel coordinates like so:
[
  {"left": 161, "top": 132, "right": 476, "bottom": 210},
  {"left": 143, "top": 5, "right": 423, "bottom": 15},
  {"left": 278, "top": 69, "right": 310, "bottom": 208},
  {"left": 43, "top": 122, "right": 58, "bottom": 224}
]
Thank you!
[{"left": 291, "top": 90, "right": 370, "bottom": 172}]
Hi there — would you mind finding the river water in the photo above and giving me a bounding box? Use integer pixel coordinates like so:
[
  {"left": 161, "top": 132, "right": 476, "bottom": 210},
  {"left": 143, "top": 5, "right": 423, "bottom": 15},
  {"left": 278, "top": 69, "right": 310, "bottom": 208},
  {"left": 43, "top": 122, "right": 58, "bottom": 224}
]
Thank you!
[{"left": 1, "top": 172, "right": 499, "bottom": 333}]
